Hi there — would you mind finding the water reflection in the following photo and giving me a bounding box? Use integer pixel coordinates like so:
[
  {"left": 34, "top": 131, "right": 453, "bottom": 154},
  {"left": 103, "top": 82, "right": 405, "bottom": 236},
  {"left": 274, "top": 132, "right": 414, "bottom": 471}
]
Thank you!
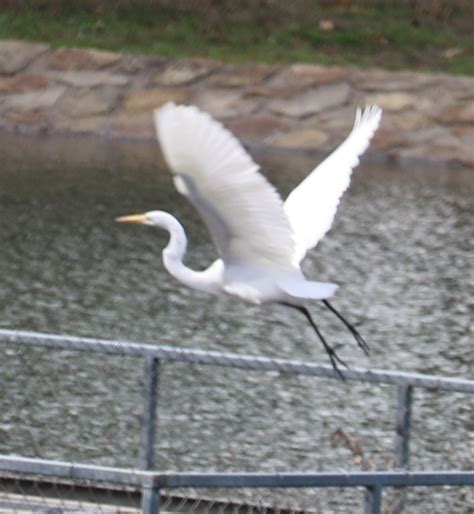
[{"left": 0, "top": 132, "right": 472, "bottom": 510}]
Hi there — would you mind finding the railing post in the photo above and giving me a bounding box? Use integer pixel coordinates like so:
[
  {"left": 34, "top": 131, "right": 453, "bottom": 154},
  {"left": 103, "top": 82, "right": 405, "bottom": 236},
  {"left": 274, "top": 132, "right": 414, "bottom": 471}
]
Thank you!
[
  {"left": 364, "top": 485, "right": 382, "bottom": 514},
  {"left": 395, "top": 385, "right": 413, "bottom": 469},
  {"left": 392, "top": 384, "right": 413, "bottom": 514},
  {"left": 139, "top": 356, "right": 160, "bottom": 470},
  {"left": 141, "top": 485, "right": 160, "bottom": 514}
]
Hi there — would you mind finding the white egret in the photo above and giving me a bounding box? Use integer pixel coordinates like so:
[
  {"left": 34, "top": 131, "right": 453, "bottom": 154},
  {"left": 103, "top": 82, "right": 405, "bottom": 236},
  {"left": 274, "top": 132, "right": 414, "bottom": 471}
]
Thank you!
[{"left": 117, "top": 102, "right": 382, "bottom": 376}]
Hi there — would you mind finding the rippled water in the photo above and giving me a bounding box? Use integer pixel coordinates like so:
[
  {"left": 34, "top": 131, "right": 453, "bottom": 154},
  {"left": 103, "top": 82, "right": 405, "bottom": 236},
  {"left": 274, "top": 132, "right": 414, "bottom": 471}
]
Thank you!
[{"left": 0, "top": 133, "right": 472, "bottom": 511}]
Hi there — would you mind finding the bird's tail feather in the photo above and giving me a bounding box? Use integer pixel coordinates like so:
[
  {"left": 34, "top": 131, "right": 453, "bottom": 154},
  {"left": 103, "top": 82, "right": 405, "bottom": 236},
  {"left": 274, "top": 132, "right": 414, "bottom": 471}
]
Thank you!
[{"left": 278, "top": 279, "right": 338, "bottom": 300}]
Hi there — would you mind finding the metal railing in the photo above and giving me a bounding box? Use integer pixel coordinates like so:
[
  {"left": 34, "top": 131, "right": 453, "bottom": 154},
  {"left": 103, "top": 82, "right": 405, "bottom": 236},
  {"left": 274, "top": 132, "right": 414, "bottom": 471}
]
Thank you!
[
  {"left": 1, "top": 456, "right": 473, "bottom": 514},
  {"left": 1, "top": 329, "right": 473, "bottom": 513}
]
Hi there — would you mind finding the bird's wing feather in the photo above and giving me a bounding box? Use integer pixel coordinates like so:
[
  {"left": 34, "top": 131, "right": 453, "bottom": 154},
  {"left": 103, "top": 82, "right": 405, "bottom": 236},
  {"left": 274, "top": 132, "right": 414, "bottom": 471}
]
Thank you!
[
  {"left": 154, "top": 102, "right": 296, "bottom": 268},
  {"left": 284, "top": 105, "right": 382, "bottom": 264}
]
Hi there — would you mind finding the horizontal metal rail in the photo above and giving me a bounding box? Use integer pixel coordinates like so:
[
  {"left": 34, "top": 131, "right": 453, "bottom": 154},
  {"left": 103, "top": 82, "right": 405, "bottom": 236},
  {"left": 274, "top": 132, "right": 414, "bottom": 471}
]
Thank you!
[
  {"left": 0, "top": 456, "right": 155, "bottom": 488},
  {"left": 1, "top": 329, "right": 473, "bottom": 392},
  {"left": 2, "top": 456, "right": 473, "bottom": 490},
  {"left": 157, "top": 470, "right": 474, "bottom": 489}
]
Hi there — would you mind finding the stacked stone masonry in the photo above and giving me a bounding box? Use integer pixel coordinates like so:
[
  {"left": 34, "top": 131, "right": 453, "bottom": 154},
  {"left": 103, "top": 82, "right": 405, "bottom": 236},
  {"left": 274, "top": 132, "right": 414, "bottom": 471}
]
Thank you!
[{"left": 0, "top": 40, "right": 472, "bottom": 168}]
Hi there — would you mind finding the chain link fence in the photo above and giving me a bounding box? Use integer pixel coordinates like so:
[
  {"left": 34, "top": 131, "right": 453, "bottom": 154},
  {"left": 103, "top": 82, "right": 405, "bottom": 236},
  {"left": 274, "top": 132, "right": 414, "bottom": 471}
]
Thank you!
[{"left": 0, "top": 474, "right": 140, "bottom": 513}]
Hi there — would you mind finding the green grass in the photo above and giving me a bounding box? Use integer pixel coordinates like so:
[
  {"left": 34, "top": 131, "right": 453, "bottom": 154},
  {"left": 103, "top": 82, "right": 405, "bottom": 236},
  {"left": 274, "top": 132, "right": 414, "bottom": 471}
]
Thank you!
[{"left": 0, "top": 3, "right": 472, "bottom": 75}]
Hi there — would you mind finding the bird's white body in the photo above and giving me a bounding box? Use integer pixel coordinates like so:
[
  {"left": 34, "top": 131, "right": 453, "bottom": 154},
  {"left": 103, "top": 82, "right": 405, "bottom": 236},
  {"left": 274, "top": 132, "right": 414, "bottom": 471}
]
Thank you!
[
  {"left": 142, "top": 210, "right": 322, "bottom": 305},
  {"left": 119, "top": 102, "right": 382, "bottom": 306}
]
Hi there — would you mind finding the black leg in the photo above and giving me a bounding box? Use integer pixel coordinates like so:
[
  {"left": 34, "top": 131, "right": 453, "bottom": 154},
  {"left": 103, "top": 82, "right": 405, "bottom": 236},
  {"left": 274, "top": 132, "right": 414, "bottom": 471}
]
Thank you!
[
  {"left": 282, "top": 303, "right": 348, "bottom": 379},
  {"left": 322, "top": 300, "right": 370, "bottom": 356}
]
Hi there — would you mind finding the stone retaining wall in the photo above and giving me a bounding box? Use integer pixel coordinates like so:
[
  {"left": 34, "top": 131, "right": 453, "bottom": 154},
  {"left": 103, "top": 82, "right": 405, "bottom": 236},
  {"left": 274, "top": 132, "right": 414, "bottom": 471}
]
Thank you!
[{"left": 0, "top": 40, "right": 472, "bottom": 168}]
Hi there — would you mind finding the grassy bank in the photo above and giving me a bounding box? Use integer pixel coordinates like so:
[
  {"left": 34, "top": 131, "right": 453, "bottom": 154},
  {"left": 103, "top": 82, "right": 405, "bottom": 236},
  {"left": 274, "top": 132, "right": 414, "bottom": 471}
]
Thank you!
[{"left": 0, "top": 1, "right": 472, "bottom": 75}]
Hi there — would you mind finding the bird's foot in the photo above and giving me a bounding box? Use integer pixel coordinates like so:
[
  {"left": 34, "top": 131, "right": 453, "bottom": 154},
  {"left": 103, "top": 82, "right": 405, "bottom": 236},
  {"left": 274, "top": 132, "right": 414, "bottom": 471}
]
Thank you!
[
  {"left": 320, "top": 337, "right": 349, "bottom": 380},
  {"left": 281, "top": 302, "right": 349, "bottom": 380},
  {"left": 343, "top": 321, "right": 370, "bottom": 356},
  {"left": 353, "top": 330, "right": 370, "bottom": 356}
]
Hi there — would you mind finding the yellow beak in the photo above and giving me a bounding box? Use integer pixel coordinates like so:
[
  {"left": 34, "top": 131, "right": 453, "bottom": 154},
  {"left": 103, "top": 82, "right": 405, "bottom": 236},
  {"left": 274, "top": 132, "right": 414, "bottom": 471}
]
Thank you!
[{"left": 116, "top": 213, "right": 148, "bottom": 224}]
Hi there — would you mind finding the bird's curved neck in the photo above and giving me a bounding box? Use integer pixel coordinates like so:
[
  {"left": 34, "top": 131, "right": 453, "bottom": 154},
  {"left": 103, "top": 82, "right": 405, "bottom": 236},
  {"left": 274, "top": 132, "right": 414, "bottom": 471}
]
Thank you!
[{"left": 160, "top": 213, "right": 220, "bottom": 295}]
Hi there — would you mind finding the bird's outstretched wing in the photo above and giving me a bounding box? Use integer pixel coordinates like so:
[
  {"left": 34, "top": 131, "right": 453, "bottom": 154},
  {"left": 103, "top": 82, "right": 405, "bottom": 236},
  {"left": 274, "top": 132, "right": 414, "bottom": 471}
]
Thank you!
[
  {"left": 284, "top": 105, "right": 382, "bottom": 264},
  {"left": 154, "top": 103, "right": 296, "bottom": 268}
]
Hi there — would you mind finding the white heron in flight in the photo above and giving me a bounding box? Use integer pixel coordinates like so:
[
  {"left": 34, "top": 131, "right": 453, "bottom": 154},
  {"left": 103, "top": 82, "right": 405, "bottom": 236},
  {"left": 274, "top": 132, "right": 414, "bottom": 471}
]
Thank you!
[{"left": 118, "top": 102, "right": 382, "bottom": 376}]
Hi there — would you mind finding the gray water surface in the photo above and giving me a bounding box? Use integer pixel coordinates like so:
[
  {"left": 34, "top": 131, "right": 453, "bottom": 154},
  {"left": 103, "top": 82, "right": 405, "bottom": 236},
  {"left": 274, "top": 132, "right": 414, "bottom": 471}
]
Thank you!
[{"left": 0, "top": 133, "right": 472, "bottom": 511}]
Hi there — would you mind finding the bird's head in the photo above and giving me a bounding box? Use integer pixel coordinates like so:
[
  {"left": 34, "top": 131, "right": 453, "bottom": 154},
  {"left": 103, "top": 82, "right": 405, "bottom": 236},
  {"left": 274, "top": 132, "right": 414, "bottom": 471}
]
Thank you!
[
  {"left": 116, "top": 210, "right": 187, "bottom": 258},
  {"left": 116, "top": 210, "right": 174, "bottom": 228}
]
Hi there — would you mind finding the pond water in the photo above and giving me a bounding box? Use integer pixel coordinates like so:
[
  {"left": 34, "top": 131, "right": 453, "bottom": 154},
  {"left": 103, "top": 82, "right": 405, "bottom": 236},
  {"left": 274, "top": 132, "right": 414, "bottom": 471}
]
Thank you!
[{"left": 0, "top": 132, "right": 472, "bottom": 511}]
